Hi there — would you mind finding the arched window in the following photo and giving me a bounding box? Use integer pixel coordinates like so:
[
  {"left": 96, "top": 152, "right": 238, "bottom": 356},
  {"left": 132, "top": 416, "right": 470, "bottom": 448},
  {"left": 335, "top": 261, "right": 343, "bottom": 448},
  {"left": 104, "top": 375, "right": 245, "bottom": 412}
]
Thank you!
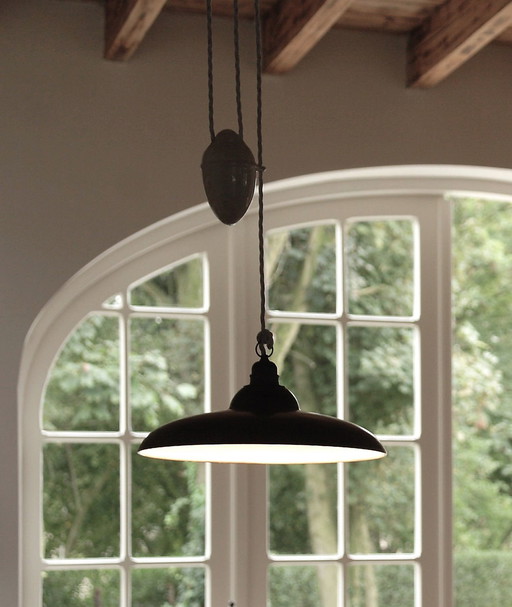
[{"left": 20, "top": 166, "right": 512, "bottom": 607}]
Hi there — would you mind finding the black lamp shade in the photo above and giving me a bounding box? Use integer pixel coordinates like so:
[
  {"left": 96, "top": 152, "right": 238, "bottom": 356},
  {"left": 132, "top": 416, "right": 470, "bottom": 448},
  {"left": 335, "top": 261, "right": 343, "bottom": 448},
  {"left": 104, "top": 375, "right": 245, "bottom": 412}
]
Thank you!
[{"left": 138, "top": 357, "right": 386, "bottom": 464}]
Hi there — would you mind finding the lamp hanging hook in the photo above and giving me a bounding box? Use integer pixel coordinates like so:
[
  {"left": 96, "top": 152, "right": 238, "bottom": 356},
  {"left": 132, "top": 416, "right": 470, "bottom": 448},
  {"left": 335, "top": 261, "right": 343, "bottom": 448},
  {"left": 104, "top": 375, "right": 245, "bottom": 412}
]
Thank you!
[{"left": 256, "top": 328, "right": 274, "bottom": 358}]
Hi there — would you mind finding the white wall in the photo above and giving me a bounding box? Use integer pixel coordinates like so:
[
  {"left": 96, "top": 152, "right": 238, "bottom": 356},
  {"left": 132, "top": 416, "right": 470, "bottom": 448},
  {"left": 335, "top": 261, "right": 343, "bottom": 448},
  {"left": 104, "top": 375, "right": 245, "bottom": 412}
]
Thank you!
[{"left": 3, "top": 0, "right": 512, "bottom": 603}]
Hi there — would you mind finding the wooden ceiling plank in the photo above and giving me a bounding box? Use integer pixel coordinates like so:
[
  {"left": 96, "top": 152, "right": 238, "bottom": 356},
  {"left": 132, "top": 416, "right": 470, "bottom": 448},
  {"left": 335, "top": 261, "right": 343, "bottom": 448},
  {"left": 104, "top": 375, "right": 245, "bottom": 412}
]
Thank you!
[
  {"left": 105, "top": 0, "right": 167, "bottom": 61},
  {"left": 263, "top": 0, "right": 354, "bottom": 73},
  {"left": 407, "top": 0, "right": 512, "bottom": 87}
]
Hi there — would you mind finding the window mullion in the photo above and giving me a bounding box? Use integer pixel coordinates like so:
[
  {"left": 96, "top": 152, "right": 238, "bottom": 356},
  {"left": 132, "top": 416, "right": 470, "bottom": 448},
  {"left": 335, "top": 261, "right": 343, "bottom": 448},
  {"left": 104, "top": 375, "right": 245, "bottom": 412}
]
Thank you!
[
  {"left": 207, "top": 225, "right": 240, "bottom": 607},
  {"left": 120, "top": 301, "right": 132, "bottom": 607},
  {"left": 232, "top": 214, "right": 268, "bottom": 607},
  {"left": 417, "top": 195, "right": 452, "bottom": 607}
]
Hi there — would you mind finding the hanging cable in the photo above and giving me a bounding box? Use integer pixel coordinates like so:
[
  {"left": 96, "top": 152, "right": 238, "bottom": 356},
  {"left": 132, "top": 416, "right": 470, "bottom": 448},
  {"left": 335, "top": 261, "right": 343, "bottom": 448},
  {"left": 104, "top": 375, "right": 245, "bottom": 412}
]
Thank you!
[
  {"left": 233, "top": 0, "right": 244, "bottom": 138},
  {"left": 206, "top": 0, "right": 215, "bottom": 141},
  {"left": 254, "top": 0, "right": 273, "bottom": 357}
]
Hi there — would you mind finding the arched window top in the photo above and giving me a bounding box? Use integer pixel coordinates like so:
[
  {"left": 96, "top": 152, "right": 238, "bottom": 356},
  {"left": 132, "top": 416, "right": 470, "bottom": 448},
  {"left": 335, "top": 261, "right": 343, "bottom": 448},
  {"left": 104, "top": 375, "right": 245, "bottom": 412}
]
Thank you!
[{"left": 19, "top": 164, "right": 512, "bottom": 382}]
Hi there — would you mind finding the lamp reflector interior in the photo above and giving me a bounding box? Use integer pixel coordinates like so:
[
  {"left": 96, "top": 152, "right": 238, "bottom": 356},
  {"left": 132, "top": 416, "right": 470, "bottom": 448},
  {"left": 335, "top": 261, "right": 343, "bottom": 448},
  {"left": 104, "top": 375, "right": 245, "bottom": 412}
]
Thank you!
[{"left": 138, "top": 443, "right": 386, "bottom": 465}]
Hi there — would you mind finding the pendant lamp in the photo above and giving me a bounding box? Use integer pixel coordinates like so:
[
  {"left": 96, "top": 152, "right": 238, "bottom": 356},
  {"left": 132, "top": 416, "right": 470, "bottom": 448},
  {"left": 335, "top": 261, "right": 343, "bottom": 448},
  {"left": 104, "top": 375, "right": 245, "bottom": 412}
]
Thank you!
[{"left": 138, "top": 0, "right": 386, "bottom": 465}]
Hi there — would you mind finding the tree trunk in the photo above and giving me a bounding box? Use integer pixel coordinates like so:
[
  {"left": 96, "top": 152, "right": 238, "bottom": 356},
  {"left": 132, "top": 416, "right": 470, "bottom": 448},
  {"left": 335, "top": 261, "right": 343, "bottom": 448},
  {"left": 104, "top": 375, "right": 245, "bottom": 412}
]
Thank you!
[
  {"left": 350, "top": 504, "right": 378, "bottom": 607},
  {"left": 305, "top": 464, "right": 338, "bottom": 607},
  {"left": 64, "top": 451, "right": 114, "bottom": 556},
  {"left": 271, "top": 226, "right": 326, "bottom": 372},
  {"left": 270, "top": 226, "right": 339, "bottom": 606},
  {"left": 293, "top": 357, "right": 338, "bottom": 607}
]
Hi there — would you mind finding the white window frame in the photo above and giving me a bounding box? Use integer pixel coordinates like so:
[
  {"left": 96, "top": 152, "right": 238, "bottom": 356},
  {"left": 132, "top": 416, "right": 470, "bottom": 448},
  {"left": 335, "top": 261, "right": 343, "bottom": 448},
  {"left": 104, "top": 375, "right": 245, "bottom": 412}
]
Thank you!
[{"left": 19, "top": 165, "right": 512, "bottom": 607}]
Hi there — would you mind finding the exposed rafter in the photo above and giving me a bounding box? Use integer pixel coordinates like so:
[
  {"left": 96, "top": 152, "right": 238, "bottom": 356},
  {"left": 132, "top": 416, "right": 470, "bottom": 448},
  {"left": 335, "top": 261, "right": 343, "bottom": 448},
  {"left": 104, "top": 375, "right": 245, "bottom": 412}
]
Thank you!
[
  {"left": 263, "top": 0, "right": 354, "bottom": 74},
  {"left": 105, "top": 0, "right": 167, "bottom": 60},
  {"left": 407, "top": 0, "right": 512, "bottom": 88},
  {"left": 100, "top": 0, "right": 512, "bottom": 88}
]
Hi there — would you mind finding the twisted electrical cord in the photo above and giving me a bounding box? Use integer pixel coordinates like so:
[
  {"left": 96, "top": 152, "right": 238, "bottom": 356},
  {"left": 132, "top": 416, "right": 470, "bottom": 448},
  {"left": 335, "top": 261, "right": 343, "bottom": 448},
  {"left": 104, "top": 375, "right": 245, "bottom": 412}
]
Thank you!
[
  {"left": 206, "top": 0, "right": 215, "bottom": 141},
  {"left": 254, "top": 0, "right": 273, "bottom": 356},
  {"left": 233, "top": 0, "right": 244, "bottom": 138}
]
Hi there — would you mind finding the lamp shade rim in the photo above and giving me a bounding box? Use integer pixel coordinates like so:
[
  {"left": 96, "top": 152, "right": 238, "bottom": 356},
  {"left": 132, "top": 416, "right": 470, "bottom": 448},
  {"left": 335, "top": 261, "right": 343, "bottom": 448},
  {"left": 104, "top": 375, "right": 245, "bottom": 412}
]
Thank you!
[{"left": 138, "top": 408, "right": 386, "bottom": 464}]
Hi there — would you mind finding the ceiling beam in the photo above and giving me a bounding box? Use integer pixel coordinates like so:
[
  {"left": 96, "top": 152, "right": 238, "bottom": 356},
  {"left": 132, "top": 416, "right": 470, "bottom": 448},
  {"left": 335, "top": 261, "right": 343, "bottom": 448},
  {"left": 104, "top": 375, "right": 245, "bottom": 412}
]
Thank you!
[
  {"left": 105, "top": 0, "right": 167, "bottom": 61},
  {"left": 407, "top": 0, "right": 512, "bottom": 88},
  {"left": 263, "top": 0, "right": 354, "bottom": 74}
]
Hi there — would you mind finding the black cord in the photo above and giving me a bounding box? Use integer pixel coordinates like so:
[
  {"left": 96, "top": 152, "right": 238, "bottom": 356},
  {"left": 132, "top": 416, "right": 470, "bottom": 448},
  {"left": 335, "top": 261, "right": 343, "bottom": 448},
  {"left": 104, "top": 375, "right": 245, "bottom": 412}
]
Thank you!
[
  {"left": 206, "top": 0, "right": 271, "bottom": 353},
  {"left": 255, "top": 0, "right": 265, "bottom": 334},
  {"left": 233, "top": 0, "right": 244, "bottom": 138},
  {"left": 206, "top": 0, "right": 215, "bottom": 141},
  {"left": 254, "top": 0, "right": 273, "bottom": 355}
]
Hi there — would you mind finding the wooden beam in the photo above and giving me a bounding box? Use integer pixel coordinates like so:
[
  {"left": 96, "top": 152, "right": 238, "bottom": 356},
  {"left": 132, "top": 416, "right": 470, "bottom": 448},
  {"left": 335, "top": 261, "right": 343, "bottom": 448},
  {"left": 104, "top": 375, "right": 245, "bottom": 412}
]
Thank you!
[
  {"left": 105, "top": 0, "right": 167, "bottom": 61},
  {"left": 407, "top": 0, "right": 512, "bottom": 88},
  {"left": 263, "top": 0, "right": 354, "bottom": 74}
]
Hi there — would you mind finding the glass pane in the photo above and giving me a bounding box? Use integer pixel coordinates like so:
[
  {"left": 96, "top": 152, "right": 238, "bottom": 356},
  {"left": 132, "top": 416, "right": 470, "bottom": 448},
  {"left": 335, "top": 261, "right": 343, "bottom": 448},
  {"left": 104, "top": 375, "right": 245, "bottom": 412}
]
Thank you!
[
  {"left": 267, "top": 224, "right": 337, "bottom": 314},
  {"left": 43, "top": 443, "right": 120, "bottom": 559},
  {"left": 268, "top": 564, "right": 338, "bottom": 607},
  {"left": 42, "top": 569, "right": 120, "bottom": 607},
  {"left": 454, "top": 553, "right": 512, "bottom": 606},
  {"left": 348, "top": 326, "right": 415, "bottom": 435},
  {"left": 269, "top": 464, "right": 338, "bottom": 556},
  {"left": 129, "top": 256, "right": 204, "bottom": 309},
  {"left": 348, "top": 564, "right": 415, "bottom": 607},
  {"left": 348, "top": 446, "right": 415, "bottom": 555},
  {"left": 347, "top": 219, "right": 415, "bottom": 317},
  {"left": 130, "top": 317, "right": 205, "bottom": 432},
  {"left": 270, "top": 323, "right": 337, "bottom": 416},
  {"left": 43, "top": 315, "right": 120, "bottom": 432},
  {"left": 131, "top": 567, "right": 205, "bottom": 607},
  {"left": 102, "top": 294, "right": 123, "bottom": 309},
  {"left": 451, "top": 197, "right": 512, "bottom": 607},
  {"left": 132, "top": 447, "right": 206, "bottom": 557}
]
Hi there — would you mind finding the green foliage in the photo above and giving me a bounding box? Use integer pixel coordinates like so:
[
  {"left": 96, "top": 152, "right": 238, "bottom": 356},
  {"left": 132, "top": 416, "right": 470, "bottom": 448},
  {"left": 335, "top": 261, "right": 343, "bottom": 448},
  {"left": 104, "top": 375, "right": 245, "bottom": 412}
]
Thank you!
[
  {"left": 132, "top": 456, "right": 205, "bottom": 557},
  {"left": 348, "top": 564, "right": 414, "bottom": 607},
  {"left": 42, "top": 568, "right": 206, "bottom": 607},
  {"left": 130, "top": 317, "right": 205, "bottom": 431},
  {"left": 451, "top": 197, "right": 512, "bottom": 553},
  {"left": 271, "top": 323, "right": 337, "bottom": 417},
  {"left": 269, "top": 465, "right": 313, "bottom": 554},
  {"left": 347, "top": 219, "right": 415, "bottom": 317},
  {"left": 43, "top": 315, "right": 120, "bottom": 431},
  {"left": 131, "top": 567, "right": 205, "bottom": 607},
  {"left": 42, "top": 570, "right": 120, "bottom": 607},
  {"left": 348, "top": 447, "right": 415, "bottom": 555},
  {"left": 129, "top": 256, "right": 204, "bottom": 309},
  {"left": 454, "top": 552, "right": 512, "bottom": 606},
  {"left": 348, "top": 326, "right": 414, "bottom": 434},
  {"left": 43, "top": 443, "right": 120, "bottom": 559},
  {"left": 269, "top": 464, "right": 337, "bottom": 555},
  {"left": 268, "top": 566, "right": 328, "bottom": 607},
  {"left": 267, "top": 225, "right": 337, "bottom": 314}
]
